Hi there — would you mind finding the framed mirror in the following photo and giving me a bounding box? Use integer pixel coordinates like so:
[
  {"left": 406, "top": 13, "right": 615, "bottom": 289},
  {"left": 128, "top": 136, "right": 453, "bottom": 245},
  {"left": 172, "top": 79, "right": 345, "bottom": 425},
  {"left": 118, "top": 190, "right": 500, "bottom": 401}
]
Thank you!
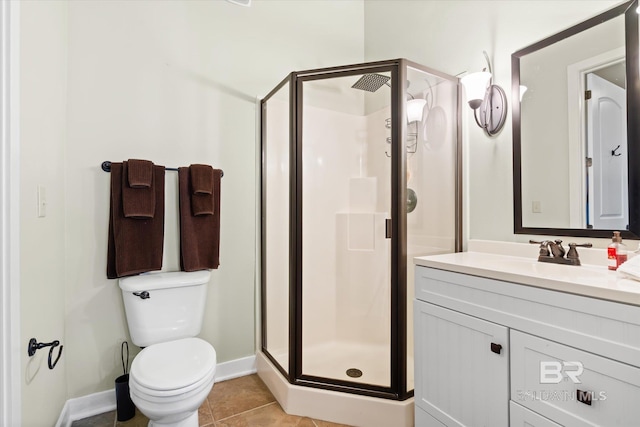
[{"left": 512, "top": 0, "right": 640, "bottom": 238}]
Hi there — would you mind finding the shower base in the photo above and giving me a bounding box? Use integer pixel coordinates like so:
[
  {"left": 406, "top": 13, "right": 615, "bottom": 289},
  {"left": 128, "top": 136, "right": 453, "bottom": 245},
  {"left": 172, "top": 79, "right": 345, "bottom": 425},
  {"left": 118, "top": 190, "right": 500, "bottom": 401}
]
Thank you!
[
  {"left": 257, "top": 350, "right": 414, "bottom": 427},
  {"left": 301, "top": 341, "right": 414, "bottom": 390}
]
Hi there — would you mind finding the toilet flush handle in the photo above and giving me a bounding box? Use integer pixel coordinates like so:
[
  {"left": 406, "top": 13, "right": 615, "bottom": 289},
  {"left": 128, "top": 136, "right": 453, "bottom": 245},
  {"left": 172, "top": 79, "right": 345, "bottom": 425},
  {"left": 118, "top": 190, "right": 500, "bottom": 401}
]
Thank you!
[{"left": 133, "top": 291, "right": 150, "bottom": 300}]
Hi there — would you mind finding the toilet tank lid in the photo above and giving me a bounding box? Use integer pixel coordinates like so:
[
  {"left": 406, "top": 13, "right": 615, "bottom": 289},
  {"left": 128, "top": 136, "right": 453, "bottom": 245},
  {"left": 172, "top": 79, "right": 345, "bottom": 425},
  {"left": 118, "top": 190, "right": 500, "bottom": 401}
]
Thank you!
[{"left": 119, "top": 270, "right": 211, "bottom": 292}]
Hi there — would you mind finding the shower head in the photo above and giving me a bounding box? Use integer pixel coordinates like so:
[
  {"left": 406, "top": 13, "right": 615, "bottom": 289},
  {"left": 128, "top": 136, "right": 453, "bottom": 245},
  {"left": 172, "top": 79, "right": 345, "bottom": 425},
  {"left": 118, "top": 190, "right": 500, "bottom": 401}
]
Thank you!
[{"left": 351, "top": 74, "right": 391, "bottom": 92}]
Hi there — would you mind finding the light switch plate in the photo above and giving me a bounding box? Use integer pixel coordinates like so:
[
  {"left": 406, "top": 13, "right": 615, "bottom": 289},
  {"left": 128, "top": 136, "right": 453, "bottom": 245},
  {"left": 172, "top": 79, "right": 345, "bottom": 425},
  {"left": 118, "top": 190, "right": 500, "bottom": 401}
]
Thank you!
[
  {"left": 532, "top": 201, "right": 542, "bottom": 213},
  {"left": 37, "top": 185, "right": 46, "bottom": 218}
]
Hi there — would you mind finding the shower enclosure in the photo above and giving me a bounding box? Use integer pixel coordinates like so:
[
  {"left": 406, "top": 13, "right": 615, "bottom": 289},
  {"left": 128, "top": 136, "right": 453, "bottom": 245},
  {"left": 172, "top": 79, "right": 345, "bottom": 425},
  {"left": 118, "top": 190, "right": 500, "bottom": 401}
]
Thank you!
[{"left": 260, "top": 59, "right": 460, "bottom": 403}]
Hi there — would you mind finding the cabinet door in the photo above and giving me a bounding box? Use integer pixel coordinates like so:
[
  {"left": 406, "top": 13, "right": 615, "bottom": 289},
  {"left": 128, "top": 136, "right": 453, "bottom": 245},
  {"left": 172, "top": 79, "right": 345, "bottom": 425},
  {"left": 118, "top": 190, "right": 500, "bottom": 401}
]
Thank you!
[{"left": 414, "top": 300, "right": 509, "bottom": 427}]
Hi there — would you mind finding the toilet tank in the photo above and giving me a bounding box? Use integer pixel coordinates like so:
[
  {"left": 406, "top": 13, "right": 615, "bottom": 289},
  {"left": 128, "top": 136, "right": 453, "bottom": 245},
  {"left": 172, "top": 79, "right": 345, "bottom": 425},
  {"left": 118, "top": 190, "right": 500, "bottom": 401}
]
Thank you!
[{"left": 119, "top": 270, "right": 211, "bottom": 347}]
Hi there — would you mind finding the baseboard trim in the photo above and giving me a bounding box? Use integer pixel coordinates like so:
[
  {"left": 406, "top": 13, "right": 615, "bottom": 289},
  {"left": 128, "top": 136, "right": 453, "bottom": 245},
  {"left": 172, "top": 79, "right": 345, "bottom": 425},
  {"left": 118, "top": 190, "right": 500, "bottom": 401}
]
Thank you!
[
  {"left": 54, "top": 389, "right": 116, "bottom": 427},
  {"left": 55, "top": 354, "right": 257, "bottom": 427},
  {"left": 214, "top": 354, "right": 257, "bottom": 382}
]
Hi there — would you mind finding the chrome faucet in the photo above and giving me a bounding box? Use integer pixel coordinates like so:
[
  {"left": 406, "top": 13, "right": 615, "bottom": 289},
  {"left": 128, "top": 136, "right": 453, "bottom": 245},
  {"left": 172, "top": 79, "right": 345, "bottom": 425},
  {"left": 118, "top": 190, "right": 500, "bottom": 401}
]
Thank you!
[{"left": 530, "top": 240, "right": 592, "bottom": 266}]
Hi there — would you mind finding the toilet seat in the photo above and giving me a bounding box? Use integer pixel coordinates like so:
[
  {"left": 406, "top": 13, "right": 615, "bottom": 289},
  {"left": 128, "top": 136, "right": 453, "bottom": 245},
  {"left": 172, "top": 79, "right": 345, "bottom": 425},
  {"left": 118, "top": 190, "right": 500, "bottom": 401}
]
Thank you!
[
  {"left": 130, "top": 365, "right": 215, "bottom": 399},
  {"left": 129, "top": 367, "right": 215, "bottom": 404},
  {"left": 130, "top": 337, "right": 216, "bottom": 396}
]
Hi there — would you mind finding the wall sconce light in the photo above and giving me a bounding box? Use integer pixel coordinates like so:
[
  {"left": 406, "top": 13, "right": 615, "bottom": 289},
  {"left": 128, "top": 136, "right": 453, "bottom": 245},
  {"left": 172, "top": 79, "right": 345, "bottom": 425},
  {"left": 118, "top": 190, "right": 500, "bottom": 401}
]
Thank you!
[{"left": 460, "top": 51, "right": 507, "bottom": 137}]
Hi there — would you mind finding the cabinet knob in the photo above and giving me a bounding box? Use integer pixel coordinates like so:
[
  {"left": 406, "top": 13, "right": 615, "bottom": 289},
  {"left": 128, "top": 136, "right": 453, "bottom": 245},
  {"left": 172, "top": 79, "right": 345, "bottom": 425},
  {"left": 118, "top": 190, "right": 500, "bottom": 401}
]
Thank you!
[{"left": 490, "top": 342, "right": 502, "bottom": 354}]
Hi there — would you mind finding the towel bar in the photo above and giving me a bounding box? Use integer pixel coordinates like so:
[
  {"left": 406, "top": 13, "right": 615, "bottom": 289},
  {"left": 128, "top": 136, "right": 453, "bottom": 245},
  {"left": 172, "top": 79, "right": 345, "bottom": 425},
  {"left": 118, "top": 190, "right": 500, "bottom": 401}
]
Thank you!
[{"left": 101, "top": 161, "right": 223, "bottom": 177}]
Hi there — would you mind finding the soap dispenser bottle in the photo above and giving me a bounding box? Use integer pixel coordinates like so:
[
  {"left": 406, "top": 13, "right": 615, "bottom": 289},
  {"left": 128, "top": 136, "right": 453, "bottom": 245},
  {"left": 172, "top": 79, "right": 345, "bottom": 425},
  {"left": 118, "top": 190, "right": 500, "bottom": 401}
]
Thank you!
[{"left": 608, "top": 231, "right": 628, "bottom": 270}]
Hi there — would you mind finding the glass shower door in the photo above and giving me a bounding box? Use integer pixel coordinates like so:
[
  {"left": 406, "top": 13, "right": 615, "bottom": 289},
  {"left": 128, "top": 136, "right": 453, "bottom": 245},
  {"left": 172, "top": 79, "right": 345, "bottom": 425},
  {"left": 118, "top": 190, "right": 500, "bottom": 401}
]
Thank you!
[{"left": 299, "top": 71, "right": 393, "bottom": 388}]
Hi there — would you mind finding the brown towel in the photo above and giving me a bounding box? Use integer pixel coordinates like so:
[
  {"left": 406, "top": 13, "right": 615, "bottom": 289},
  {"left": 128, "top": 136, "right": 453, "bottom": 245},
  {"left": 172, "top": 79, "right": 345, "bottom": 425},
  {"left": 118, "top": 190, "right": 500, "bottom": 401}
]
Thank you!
[
  {"left": 190, "top": 164, "right": 213, "bottom": 194},
  {"left": 192, "top": 193, "right": 214, "bottom": 216},
  {"left": 179, "top": 166, "right": 222, "bottom": 271},
  {"left": 107, "top": 162, "right": 165, "bottom": 279},
  {"left": 128, "top": 159, "right": 153, "bottom": 188},
  {"left": 190, "top": 164, "right": 215, "bottom": 216},
  {"left": 122, "top": 160, "right": 156, "bottom": 219}
]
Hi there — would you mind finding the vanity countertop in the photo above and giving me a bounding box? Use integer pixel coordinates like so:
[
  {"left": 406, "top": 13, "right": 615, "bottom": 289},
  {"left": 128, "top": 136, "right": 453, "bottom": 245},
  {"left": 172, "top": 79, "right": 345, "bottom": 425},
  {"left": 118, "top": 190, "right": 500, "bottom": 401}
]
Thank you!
[{"left": 414, "top": 251, "right": 640, "bottom": 307}]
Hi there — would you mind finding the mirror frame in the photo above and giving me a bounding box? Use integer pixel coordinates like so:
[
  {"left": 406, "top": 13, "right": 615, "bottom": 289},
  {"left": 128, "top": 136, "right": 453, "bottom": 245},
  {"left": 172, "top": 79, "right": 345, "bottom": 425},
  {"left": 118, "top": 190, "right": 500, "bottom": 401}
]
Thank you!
[{"left": 512, "top": 0, "right": 640, "bottom": 238}]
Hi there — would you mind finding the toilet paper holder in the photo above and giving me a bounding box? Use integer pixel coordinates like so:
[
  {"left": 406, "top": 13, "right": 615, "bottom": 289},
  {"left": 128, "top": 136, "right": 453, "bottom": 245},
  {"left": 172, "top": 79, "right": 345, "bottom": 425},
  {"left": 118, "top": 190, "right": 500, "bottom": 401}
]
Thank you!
[{"left": 27, "top": 338, "right": 63, "bottom": 370}]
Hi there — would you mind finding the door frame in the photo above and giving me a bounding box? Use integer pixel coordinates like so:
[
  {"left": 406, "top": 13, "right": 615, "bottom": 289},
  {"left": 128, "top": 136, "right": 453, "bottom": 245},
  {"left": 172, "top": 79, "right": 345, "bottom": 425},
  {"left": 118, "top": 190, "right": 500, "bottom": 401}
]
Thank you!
[{"left": 0, "top": 1, "right": 21, "bottom": 425}]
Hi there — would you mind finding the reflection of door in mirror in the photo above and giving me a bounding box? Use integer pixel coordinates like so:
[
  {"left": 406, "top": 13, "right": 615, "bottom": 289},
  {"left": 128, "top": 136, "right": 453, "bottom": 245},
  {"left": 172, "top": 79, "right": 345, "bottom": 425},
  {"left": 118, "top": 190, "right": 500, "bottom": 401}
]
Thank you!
[
  {"left": 567, "top": 48, "right": 626, "bottom": 229},
  {"left": 586, "top": 72, "right": 627, "bottom": 230}
]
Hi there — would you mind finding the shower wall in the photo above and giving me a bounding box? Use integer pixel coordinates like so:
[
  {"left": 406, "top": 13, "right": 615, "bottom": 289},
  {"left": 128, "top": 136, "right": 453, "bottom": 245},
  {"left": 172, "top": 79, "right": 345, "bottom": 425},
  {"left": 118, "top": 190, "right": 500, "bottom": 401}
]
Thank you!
[
  {"left": 334, "top": 108, "right": 393, "bottom": 349},
  {"left": 302, "top": 106, "right": 375, "bottom": 349}
]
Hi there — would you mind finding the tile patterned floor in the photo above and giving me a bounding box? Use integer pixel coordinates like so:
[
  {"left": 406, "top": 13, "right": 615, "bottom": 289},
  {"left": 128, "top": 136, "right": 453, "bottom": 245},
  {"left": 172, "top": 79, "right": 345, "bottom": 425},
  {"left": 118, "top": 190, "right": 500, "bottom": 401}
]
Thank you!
[{"left": 71, "top": 374, "right": 352, "bottom": 427}]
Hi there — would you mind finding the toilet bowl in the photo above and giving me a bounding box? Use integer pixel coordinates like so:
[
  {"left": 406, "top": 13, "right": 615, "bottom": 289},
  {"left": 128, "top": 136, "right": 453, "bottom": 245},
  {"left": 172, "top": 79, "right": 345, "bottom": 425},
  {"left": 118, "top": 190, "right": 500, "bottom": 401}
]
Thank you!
[{"left": 128, "top": 337, "right": 216, "bottom": 427}]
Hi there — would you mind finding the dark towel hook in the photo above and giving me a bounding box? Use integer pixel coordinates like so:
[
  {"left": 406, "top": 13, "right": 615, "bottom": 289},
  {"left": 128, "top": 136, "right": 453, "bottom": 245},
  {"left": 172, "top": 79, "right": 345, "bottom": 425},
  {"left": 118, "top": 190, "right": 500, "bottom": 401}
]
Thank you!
[
  {"left": 611, "top": 145, "right": 622, "bottom": 157},
  {"left": 28, "top": 338, "right": 63, "bottom": 370}
]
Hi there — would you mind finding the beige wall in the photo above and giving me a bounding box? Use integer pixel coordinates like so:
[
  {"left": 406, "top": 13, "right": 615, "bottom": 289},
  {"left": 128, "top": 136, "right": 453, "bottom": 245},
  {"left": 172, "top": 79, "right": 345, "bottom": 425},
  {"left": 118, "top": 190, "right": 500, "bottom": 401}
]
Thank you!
[
  {"left": 363, "top": 0, "right": 618, "bottom": 244},
  {"left": 62, "top": 0, "right": 365, "bottom": 399},
  {"left": 20, "top": 1, "right": 69, "bottom": 425},
  {"left": 21, "top": 0, "right": 364, "bottom": 423}
]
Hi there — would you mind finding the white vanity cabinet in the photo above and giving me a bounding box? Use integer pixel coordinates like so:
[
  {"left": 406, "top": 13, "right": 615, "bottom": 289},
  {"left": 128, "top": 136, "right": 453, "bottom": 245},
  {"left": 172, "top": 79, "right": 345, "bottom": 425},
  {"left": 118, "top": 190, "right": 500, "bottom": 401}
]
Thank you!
[{"left": 414, "top": 261, "right": 640, "bottom": 427}]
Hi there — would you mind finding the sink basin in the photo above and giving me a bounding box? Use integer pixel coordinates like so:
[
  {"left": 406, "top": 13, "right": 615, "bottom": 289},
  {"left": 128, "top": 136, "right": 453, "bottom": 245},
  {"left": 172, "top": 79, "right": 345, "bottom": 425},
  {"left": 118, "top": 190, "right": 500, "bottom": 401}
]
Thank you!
[{"left": 453, "top": 252, "right": 612, "bottom": 285}]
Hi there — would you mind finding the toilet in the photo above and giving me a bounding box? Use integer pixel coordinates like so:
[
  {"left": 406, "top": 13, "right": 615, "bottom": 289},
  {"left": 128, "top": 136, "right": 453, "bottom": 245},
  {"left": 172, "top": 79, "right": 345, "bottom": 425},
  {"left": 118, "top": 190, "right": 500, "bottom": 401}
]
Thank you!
[{"left": 119, "top": 270, "right": 216, "bottom": 427}]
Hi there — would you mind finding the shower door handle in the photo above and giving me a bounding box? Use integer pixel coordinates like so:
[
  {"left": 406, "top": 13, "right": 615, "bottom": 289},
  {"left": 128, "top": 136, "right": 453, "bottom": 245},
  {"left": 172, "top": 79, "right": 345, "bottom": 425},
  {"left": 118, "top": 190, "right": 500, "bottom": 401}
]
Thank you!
[{"left": 385, "top": 218, "right": 392, "bottom": 239}]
